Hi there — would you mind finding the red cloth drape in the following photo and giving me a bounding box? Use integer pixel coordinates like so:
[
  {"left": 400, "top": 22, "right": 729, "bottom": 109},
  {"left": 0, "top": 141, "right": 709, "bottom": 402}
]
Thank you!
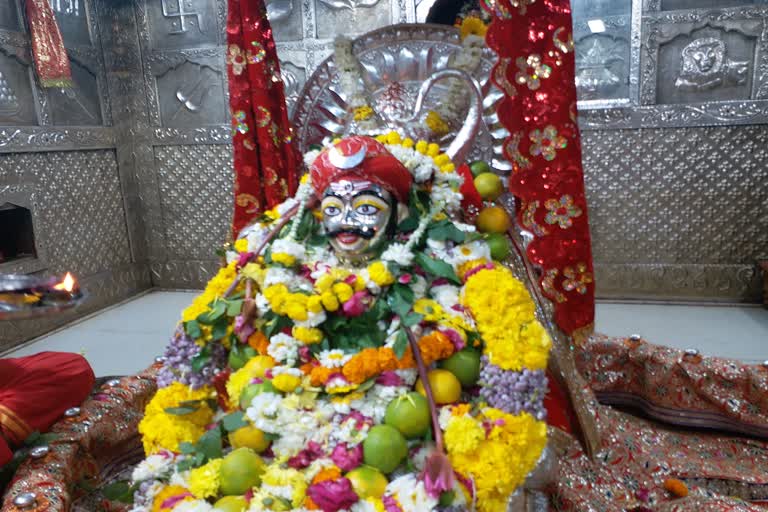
[
  {"left": 23, "top": 0, "right": 73, "bottom": 88},
  {"left": 0, "top": 352, "right": 95, "bottom": 466},
  {"left": 227, "top": 0, "right": 299, "bottom": 235},
  {"left": 483, "top": 0, "right": 595, "bottom": 336}
]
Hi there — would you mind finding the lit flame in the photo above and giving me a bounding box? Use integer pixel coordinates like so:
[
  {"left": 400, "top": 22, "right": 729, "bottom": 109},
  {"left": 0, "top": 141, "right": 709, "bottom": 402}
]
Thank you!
[{"left": 53, "top": 273, "right": 76, "bottom": 293}]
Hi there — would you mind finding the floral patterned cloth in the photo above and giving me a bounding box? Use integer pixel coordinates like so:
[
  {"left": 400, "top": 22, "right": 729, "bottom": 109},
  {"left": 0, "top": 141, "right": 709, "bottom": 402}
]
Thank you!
[{"left": 227, "top": 0, "right": 299, "bottom": 235}]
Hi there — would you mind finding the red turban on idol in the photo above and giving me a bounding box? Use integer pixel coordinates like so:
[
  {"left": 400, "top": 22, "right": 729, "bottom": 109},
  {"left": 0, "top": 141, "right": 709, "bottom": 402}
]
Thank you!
[{"left": 310, "top": 136, "right": 413, "bottom": 202}]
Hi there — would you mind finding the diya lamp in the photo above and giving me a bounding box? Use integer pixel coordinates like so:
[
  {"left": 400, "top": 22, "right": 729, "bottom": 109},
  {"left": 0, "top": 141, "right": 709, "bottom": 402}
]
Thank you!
[{"left": 0, "top": 272, "right": 83, "bottom": 320}]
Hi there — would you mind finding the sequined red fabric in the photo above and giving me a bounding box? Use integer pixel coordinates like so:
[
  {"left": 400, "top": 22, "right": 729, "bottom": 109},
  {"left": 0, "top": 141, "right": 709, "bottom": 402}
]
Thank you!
[
  {"left": 577, "top": 334, "right": 768, "bottom": 440},
  {"left": 483, "top": 0, "right": 595, "bottom": 336},
  {"left": 227, "top": 0, "right": 299, "bottom": 235},
  {"left": 23, "top": 0, "right": 73, "bottom": 88}
]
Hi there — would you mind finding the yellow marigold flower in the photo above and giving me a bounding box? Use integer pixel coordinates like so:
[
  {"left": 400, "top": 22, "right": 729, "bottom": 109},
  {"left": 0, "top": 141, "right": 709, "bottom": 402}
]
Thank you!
[
  {"left": 375, "top": 134, "right": 388, "bottom": 143},
  {"left": 402, "top": 138, "right": 415, "bottom": 148},
  {"left": 188, "top": 458, "right": 223, "bottom": 499},
  {"left": 271, "top": 252, "right": 296, "bottom": 267},
  {"left": 241, "top": 262, "right": 266, "bottom": 284},
  {"left": 426, "top": 110, "right": 450, "bottom": 136},
  {"left": 144, "top": 382, "right": 214, "bottom": 427},
  {"left": 321, "top": 290, "right": 340, "bottom": 312},
  {"left": 444, "top": 415, "right": 485, "bottom": 455},
  {"left": 182, "top": 262, "right": 238, "bottom": 323},
  {"left": 292, "top": 326, "right": 323, "bottom": 344},
  {"left": 300, "top": 173, "right": 311, "bottom": 185},
  {"left": 152, "top": 485, "right": 193, "bottom": 512},
  {"left": 332, "top": 282, "right": 354, "bottom": 303},
  {"left": 261, "top": 465, "right": 308, "bottom": 507},
  {"left": 413, "top": 298, "right": 443, "bottom": 322},
  {"left": 314, "top": 274, "right": 335, "bottom": 293},
  {"left": 385, "top": 131, "right": 402, "bottom": 145},
  {"left": 415, "top": 140, "right": 428, "bottom": 154},
  {"left": 139, "top": 413, "right": 206, "bottom": 455},
  {"left": 440, "top": 163, "right": 456, "bottom": 173},
  {"left": 306, "top": 295, "right": 324, "bottom": 314},
  {"left": 365, "top": 498, "right": 386, "bottom": 512},
  {"left": 433, "top": 153, "right": 451, "bottom": 166},
  {"left": 367, "top": 261, "right": 395, "bottom": 287},
  {"left": 427, "top": 143, "right": 441, "bottom": 157},
  {"left": 460, "top": 16, "right": 487, "bottom": 40},
  {"left": 273, "top": 373, "right": 302, "bottom": 393},
  {"left": 234, "top": 238, "right": 249, "bottom": 253},
  {"left": 353, "top": 105, "right": 374, "bottom": 121},
  {"left": 283, "top": 300, "right": 309, "bottom": 321}
]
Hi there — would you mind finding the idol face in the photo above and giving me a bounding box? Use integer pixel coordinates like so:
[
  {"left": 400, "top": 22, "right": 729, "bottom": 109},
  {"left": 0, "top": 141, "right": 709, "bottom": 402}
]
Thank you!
[{"left": 321, "top": 180, "right": 394, "bottom": 263}]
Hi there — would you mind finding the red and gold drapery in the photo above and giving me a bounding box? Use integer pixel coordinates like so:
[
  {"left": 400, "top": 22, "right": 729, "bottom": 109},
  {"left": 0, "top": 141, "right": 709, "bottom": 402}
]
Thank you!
[
  {"left": 24, "top": 0, "right": 73, "bottom": 88},
  {"left": 227, "top": 0, "right": 299, "bottom": 235},
  {"left": 483, "top": 0, "right": 595, "bottom": 338}
]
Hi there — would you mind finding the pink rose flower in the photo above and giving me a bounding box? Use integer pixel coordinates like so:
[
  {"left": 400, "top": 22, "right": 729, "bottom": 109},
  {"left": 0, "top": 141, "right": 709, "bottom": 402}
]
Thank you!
[
  {"left": 237, "top": 251, "right": 254, "bottom": 267},
  {"left": 287, "top": 441, "right": 324, "bottom": 469},
  {"left": 234, "top": 314, "right": 255, "bottom": 342},
  {"left": 382, "top": 495, "right": 404, "bottom": 512},
  {"left": 307, "top": 478, "right": 359, "bottom": 512},
  {"left": 331, "top": 443, "right": 363, "bottom": 472},
  {"left": 440, "top": 328, "right": 465, "bottom": 351},
  {"left": 342, "top": 290, "right": 370, "bottom": 317},
  {"left": 376, "top": 371, "right": 404, "bottom": 386}
]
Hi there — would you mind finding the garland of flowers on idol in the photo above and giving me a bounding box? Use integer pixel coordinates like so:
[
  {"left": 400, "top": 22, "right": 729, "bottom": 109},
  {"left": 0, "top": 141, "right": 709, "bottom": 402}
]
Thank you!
[{"left": 131, "top": 132, "right": 551, "bottom": 512}]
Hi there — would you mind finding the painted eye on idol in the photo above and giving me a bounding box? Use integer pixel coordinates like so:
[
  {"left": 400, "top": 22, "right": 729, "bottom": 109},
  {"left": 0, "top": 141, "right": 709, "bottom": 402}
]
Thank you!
[
  {"left": 355, "top": 203, "right": 379, "bottom": 215},
  {"left": 323, "top": 204, "right": 341, "bottom": 216}
]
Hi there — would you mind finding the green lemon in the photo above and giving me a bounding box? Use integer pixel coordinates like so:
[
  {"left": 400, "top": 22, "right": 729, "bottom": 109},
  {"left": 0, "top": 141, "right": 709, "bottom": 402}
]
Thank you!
[
  {"left": 239, "top": 380, "right": 275, "bottom": 409},
  {"left": 473, "top": 172, "right": 504, "bottom": 201},
  {"left": 485, "top": 233, "right": 511, "bottom": 261},
  {"left": 439, "top": 349, "right": 482, "bottom": 388},
  {"left": 469, "top": 160, "right": 492, "bottom": 178},
  {"left": 363, "top": 425, "right": 408, "bottom": 474},
  {"left": 213, "top": 495, "right": 248, "bottom": 512},
  {"left": 476, "top": 206, "right": 512, "bottom": 234},
  {"left": 219, "top": 447, "right": 265, "bottom": 496},
  {"left": 384, "top": 392, "right": 431, "bottom": 439},
  {"left": 345, "top": 465, "right": 388, "bottom": 499}
]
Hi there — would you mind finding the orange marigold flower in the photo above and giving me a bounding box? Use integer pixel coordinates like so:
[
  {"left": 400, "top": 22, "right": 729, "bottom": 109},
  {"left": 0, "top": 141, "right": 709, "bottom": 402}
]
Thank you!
[
  {"left": 397, "top": 347, "right": 416, "bottom": 369},
  {"left": 663, "top": 478, "right": 688, "bottom": 498},
  {"left": 304, "top": 496, "right": 321, "bottom": 510},
  {"left": 310, "top": 366, "right": 334, "bottom": 387},
  {"left": 418, "top": 331, "right": 455, "bottom": 365},
  {"left": 343, "top": 348, "right": 380, "bottom": 384},
  {"left": 377, "top": 347, "right": 399, "bottom": 372},
  {"left": 247, "top": 331, "right": 269, "bottom": 354},
  {"left": 300, "top": 362, "right": 316, "bottom": 375},
  {"left": 312, "top": 466, "right": 342, "bottom": 484}
]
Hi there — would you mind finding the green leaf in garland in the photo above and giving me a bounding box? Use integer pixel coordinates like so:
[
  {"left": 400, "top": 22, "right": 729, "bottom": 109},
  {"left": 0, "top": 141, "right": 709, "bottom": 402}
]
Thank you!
[
  {"left": 211, "top": 319, "right": 229, "bottom": 341},
  {"left": 387, "top": 283, "right": 415, "bottom": 318},
  {"left": 196, "top": 426, "right": 222, "bottom": 462},
  {"left": 393, "top": 328, "right": 409, "bottom": 359},
  {"left": 226, "top": 299, "right": 244, "bottom": 317},
  {"left": 222, "top": 411, "right": 248, "bottom": 432},
  {"left": 185, "top": 319, "right": 202, "bottom": 339},
  {"left": 178, "top": 442, "right": 196, "bottom": 454},
  {"left": 102, "top": 481, "right": 136, "bottom": 503},
  {"left": 428, "top": 220, "right": 466, "bottom": 243},
  {"left": 401, "top": 312, "right": 423, "bottom": 328},
  {"left": 397, "top": 216, "right": 420, "bottom": 233},
  {"left": 413, "top": 252, "right": 461, "bottom": 284},
  {"left": 164, "top": 406, "right": 199, "bottom": 415}
]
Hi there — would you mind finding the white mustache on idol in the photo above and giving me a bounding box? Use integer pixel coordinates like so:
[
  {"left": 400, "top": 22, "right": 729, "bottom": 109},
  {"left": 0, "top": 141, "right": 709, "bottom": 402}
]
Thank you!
[{"left": 328, "top": 144, "right": 367, "bottom": 169}]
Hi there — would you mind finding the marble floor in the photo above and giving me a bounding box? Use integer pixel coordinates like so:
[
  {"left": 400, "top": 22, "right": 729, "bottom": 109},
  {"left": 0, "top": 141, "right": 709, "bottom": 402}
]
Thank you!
[{"left": 3, "top": 291, "right": 767, "bottom": 376}]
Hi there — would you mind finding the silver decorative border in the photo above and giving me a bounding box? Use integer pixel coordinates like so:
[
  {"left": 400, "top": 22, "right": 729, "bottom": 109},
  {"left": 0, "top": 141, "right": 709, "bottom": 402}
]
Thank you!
[{"left": 0, "top": 127, "right": 116, "bottom": 152}]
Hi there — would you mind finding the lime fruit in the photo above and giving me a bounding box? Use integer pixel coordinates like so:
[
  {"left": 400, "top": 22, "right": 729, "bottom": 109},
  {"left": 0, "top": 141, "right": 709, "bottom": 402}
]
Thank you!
[
  {"left": 239, "top": 380, "right": 276, "bottom": 409},
  {"left": 219, "top": 447, "right": 265, "bottom": 496},
  {"left": 439, "top": 349, "right": 482, "bottom": 388},
  {"left": 473, "top": 172, "right": 504, "bottom": 201},
  {"left": 363, "top": 425, "right": 408, "bottom": 474},
  {"left": 476, "top": 206, "right": 512, "bottom": 234},
  {"left": 345, "top": 465, "right": 388, "bottom": 499},
  {"left": 485, "top": 233, "right": 511, "bottom": 261},
  {"left": 469, "top": 160, "right": 492, "bottom": 178},
  {"left": 384, "top": 392, "right": 431, "bottom": 439},
  {"left": 229, "top": 424, "right": 270, "bottom": 453},
  {"left": 213, "top": 495, "right": 248, "bottom": 512},
  {"left": 415, "top": 369, "right": 462, "bottom": 405}
]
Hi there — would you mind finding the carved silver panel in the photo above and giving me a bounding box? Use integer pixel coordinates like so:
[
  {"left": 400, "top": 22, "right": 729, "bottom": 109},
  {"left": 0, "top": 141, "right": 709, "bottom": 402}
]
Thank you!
[
  {"left": 651, "top": 0, "right": 768, "bottom": 12},
  {"left": 582, "top": 125, "right": 768, "bottom": 301},
  {"left": 0, "top": 127, "right": 115, "bottom": 152},
  {"left": 270, "top": 0, "right": 304, "bottom": 42},
  {"left": 144, "top": 0, "right": 219, "bottom": 50},
  {"left": 154, "top": 57, "right": 228, "bottom": 127},
  {"left": 48, "top": 59, "right": 104, "bottom": 126},
  {"left": 573, "top": 16, "right": 632, "bottom": 104},
  {"left": 150, "top": 259, "right": 222, "bottom": 289},
  {"left": 154, "top": 144, "right": 233, "bottom": 262},
  {"left": 52, "top": 0, "right": 93, "bottom": 47},
  {"left": 0, "top": 1, "right": 20, "bottom": 31},
  {"left": 315, "top": 0, "right": 392, "bottom": 39},
  {"left": 0, "top": 49, "right": 38, "bottom": 126}
]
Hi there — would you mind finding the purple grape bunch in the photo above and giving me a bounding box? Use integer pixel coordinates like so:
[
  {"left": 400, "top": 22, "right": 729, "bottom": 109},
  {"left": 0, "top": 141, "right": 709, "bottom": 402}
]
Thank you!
[
  {"left": 479, "top": 356, "right": 548, "bottom": 421},
  {"left": 156, "top": 327, "right": 227, "bottom": 389}
]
